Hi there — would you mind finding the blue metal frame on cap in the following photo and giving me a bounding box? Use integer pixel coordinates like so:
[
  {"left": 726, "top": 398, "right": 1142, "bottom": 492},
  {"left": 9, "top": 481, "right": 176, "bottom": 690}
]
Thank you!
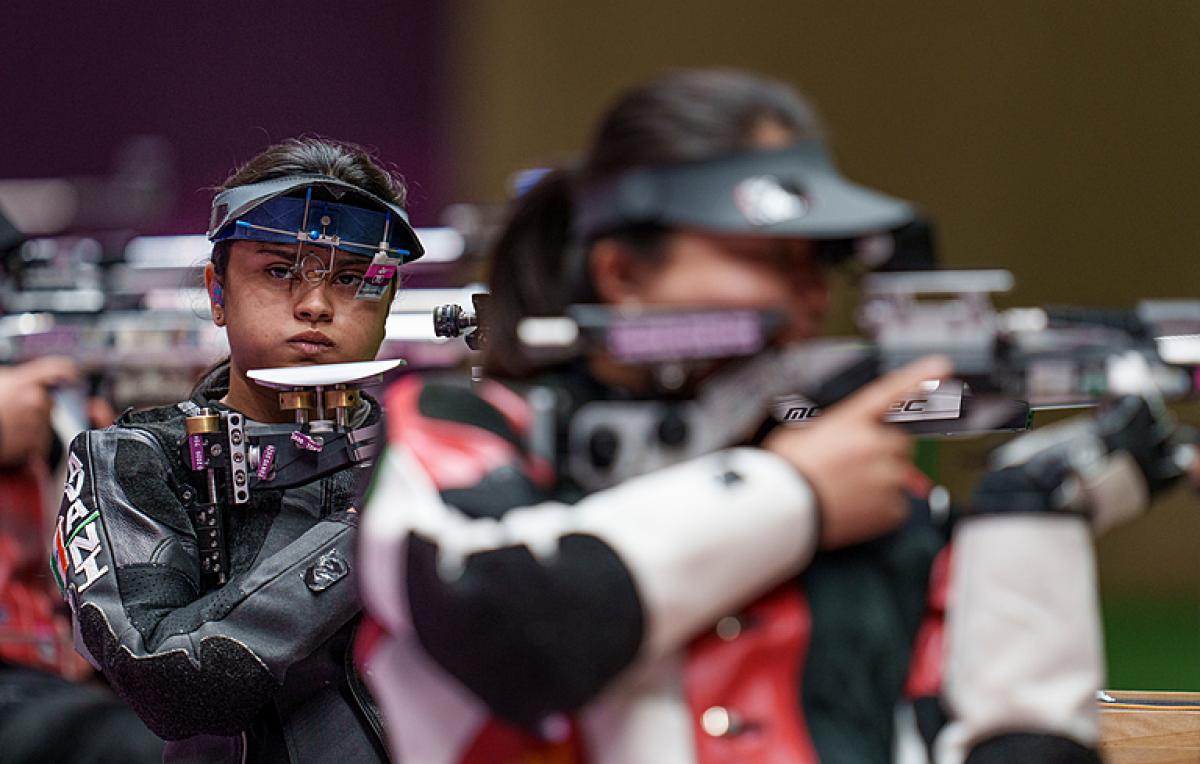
[
  {"left": 207, "top": 174, "right": 424, "bottom": 263},
  {"left": 211, "top": 187, "right": 416, "bottom": 261}
]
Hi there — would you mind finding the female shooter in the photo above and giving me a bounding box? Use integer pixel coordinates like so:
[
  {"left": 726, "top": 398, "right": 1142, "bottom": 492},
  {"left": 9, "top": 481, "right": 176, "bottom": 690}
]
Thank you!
[
  {"left": 358, "top": 70, "right": 1190, "bottom": 763},
  {"left": 358, "top": 69, "right": 953, "bottom": 763},
  {"left": 53, "top": 137, "right": 421, "bottom": 763}
]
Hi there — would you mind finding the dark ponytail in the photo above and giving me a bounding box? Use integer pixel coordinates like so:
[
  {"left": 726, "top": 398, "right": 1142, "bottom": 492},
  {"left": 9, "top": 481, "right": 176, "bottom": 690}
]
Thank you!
[
  {"left": 481, "top": 68, "right": 825, "bottom": 380},
  {"left": 481, "top": 168, "right": 579, "bottom": 378}
]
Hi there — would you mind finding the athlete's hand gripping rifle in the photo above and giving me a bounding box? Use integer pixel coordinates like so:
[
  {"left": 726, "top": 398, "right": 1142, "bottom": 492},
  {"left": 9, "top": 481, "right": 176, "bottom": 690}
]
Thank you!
[{"left": 182, "top": 359, "right": 400, "bottom": 589}]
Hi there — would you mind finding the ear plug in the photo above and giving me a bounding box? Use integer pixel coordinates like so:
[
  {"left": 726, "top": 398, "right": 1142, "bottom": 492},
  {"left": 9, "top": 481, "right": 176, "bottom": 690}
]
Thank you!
[{"left": 211, "top": 282, "right": 224, "bottom": 307}]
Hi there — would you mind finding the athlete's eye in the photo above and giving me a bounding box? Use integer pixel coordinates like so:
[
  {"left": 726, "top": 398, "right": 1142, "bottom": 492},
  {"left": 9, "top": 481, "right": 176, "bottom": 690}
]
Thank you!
[
  {"left": 333, "top": 272, "right": 364, "bottom": 287},
  {"left": 265, "top": 265, "right": 293, "bottom": 280}
]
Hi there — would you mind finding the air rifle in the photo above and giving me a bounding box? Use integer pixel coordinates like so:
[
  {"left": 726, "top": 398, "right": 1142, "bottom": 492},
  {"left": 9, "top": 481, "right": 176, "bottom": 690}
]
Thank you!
[{"left": 435, "top": 270, "right": 1199, "bottom": 491}]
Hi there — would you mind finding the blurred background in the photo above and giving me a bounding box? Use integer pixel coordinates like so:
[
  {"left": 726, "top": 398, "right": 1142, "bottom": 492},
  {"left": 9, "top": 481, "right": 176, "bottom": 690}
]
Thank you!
[{"left": 2, "top": 1, "right": 1197, "bottom": 689}]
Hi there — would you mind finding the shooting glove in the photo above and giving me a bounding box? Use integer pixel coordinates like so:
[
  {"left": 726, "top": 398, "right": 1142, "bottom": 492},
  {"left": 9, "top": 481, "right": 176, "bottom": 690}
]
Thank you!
[{"left": 971, "top": 395, "right": 1191, "bottom": 534}]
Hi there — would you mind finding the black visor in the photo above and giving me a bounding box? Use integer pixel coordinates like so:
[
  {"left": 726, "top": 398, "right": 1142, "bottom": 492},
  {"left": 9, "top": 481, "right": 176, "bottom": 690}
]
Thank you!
[{"left": 575, "top": 141, "right": 915, "bottom": 242}]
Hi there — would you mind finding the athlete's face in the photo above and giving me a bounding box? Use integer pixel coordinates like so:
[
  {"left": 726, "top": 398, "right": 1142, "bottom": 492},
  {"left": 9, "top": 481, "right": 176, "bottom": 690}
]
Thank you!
[
  {"left": 588, "top": 119, "right": 830, "bottom": 344},
  {"left": 207, "top": 241, "right": 390, "bottom": 373},
  {"left": 619, "top": 232, "right": 829, "bottom": 344}
]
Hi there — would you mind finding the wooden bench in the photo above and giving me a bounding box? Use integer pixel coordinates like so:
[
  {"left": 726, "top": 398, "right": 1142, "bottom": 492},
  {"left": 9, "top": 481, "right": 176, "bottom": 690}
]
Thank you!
[{"left": 1099, "top": 691, "right": 1200, "bottom": 763}]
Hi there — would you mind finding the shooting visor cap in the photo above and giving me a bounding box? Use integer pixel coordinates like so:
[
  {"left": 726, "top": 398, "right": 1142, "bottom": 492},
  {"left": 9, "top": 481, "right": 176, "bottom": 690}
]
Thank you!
[
  {"left": 208, "top": 174, "right": 424, "bottom": 262},
  {"left": 575, "top": 140, "right": 914, "bottom": 243}
]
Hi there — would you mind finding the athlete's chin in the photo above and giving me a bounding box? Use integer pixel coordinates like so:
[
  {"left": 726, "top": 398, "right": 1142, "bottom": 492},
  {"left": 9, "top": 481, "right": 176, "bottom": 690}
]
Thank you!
[
  {"left": 245, "top": 342, "right": 371, "bottom": 370},
  {"left": 777, "top": 319, "right": 823, "bottom": 346},
  {"left": 244, "top": 350, "right": 340, "bottom": 371}
]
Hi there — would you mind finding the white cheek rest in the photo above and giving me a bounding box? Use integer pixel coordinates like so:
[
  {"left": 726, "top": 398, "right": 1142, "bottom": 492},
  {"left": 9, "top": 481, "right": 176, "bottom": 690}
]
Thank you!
[{"left": 249, "top": 358, "right": 404, "bottom": 389}]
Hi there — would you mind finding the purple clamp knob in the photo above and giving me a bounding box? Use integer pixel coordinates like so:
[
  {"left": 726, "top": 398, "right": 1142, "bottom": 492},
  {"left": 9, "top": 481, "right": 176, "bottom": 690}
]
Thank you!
[
  {"left": 291, "top": 431, "right": 324, "bottom": 453},
  {"left": 256, "top": 445, "right": 277, "bottom": 480}
]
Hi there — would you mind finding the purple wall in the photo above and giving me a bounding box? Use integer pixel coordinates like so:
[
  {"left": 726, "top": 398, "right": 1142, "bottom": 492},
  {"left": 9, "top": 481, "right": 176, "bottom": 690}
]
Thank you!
[{"left": 2, "top": 3, "right": 451, "bottom": 232}]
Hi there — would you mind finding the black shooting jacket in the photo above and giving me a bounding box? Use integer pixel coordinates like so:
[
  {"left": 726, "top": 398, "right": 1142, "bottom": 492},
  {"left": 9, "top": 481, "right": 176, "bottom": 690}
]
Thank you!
[{"left": 53, "top": 369, "right": 387, "bottom": 763}]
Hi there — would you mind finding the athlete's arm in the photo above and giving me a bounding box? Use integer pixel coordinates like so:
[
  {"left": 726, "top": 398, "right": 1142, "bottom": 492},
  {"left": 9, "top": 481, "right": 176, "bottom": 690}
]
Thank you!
[
  {"left": 56, "top": 428, "right": 359, "bottom": 740},
  {"left": 360, "top": 364, "right": 939, "bottom": 727}
]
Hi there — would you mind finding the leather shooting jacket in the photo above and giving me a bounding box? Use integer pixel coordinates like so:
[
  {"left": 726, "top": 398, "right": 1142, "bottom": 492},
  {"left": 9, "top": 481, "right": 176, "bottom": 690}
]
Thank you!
[{"left": 53, "top": 371, "right": 388, "bottom": 763}]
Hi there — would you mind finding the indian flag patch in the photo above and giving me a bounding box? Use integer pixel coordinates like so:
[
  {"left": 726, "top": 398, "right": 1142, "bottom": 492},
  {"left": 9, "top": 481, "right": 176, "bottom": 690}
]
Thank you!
[{"left": 50, "top": 517, "right": 69, "bottom": 594}]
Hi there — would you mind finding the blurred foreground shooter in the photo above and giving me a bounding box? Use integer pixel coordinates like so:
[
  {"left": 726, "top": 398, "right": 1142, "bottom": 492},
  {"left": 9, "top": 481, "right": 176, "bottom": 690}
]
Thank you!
[{"left": 356, "top": 69, "right": 1196, "bottom": 764}]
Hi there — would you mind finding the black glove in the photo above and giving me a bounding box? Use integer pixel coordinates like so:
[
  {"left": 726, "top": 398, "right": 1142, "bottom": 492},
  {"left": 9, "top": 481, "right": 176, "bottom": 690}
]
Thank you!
[
  {"left": 1093, "top": 395, "right": 1190, "bottom": 495},
  {"left": 971, "top": 395, "right": 1191, "bottom": 529}
]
